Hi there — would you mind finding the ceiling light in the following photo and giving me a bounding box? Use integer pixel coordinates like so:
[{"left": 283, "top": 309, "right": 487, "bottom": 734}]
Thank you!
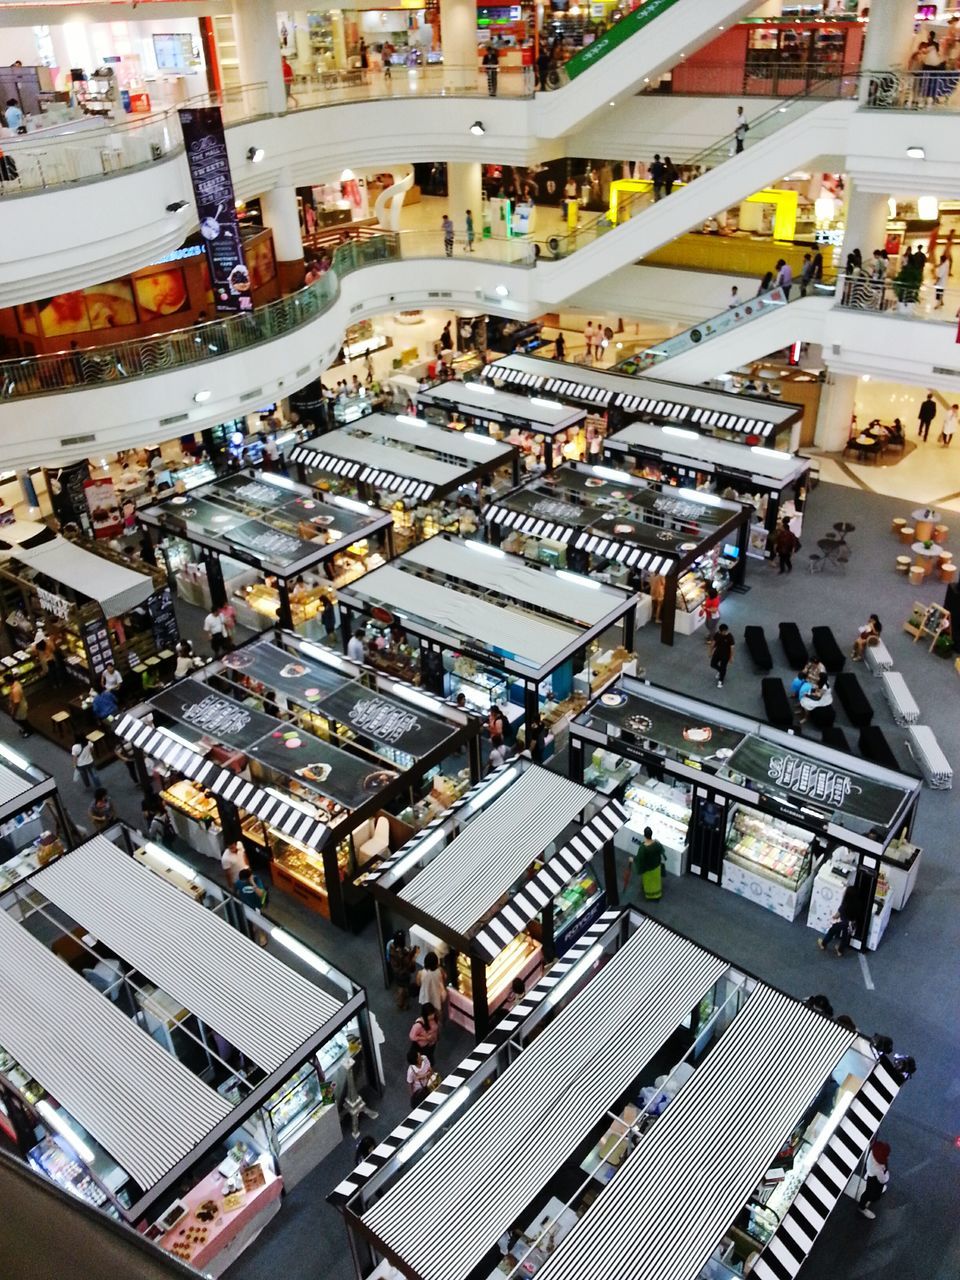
[
  {"left": 341, "top": 168, "right": 355, "bottom": 181},
  {"left": 194, "top": 390, "right": 211, "bottom": 404},
  {"left": 917, "top": 195, "right": 939, "bottom": 220},
  {"left": 246, "top": 146, "right": 265, "bottom": 163},
  {"left": 494, "top": 284, "right": 509, "bottom": 298},
  {"left": 609, "top": 100, "right": 615, "bottom": 107},
  {"left": 906, "top": 146, "right": 925, "bottom": 159},
  {"left": 165, "top": 199, "right": 188, "bottom": 213},
  {"left": 470, "top": 121, "right": 485, "bottom": 136}
]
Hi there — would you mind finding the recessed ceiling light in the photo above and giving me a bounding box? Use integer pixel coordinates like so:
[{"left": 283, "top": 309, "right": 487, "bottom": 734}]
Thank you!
[
  {"left": 906, "top": 145, "right": 925, "bottom": 159},
  {"left": 246, "top": 146, "right": 264, "bottom": 163},
  {"left": 495, "top": 284, "right": 509, "bottom": 298},
  {"left": 194, "top": 390, "right": 212, "bottom": 404},
  {"left": 470, "top": 121, "right": 485, "bottom": 136}
]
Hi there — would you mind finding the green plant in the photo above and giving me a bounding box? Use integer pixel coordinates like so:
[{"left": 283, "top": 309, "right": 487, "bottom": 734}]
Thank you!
[{"left": 923, "top": 538, "right": 933, "bottom": 550}]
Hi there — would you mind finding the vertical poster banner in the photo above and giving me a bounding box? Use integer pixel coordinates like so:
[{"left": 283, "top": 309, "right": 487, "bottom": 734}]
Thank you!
[
  {"left": 83, "top": 476, "right": 121, "bottom": 539},
  {"left": 178, "top": 106, "right": 252, "bottom": 314}
]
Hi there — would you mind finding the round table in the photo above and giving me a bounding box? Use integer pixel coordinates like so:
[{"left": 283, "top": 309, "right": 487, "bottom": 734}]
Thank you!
[
  {"left": 911, "top": 541, "right": 949, "bottom": 576},
  {"left": 912, "top": 508, "right": 939, "bottom": 542}
]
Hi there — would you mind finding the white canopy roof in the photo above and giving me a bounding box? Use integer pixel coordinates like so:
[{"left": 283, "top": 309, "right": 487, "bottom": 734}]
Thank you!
[
  {"left": 351, "top": 413, "right": 514, "bottom": 466},
  {"left": 607, "top": 420, "right": 809, "bottom": 487},
  {"left": 419, "top": 380, "right": 586, "bottom": 433},
  {"left": 14, "top": 537, "right": 154, "bottom": 616}
]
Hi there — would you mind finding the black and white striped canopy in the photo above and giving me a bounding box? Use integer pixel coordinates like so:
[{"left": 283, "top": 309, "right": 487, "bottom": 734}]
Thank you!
[
  {"left": 289, "top": 443, "right": 362, "bottom": 480},
  {"left": 750, "top": 1056, "right": 903, "bottom": 1280},
  {"left": 290, "top": 443, "right": 435, "bottom": 501},
  {"left": 115, "top": 714, "right": 331, "bottom": 849},
  {"left": 356, "top": 465, "right": 434, "bottom": 501},
  {"left": 484, "top": 502, "right": 677, "bottom": 572}
]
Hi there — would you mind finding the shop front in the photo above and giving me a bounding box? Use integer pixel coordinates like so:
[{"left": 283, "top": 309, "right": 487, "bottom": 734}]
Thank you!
[
  {"left": 570, "top": 675, "right": 922, "bottom": 948},
  {"left": 290, "top": 414, "right": 516, "bottom": 552},
  {"left": 417, "top": 379, "right": 588, "bottom": 472},
  {"left": 0, "top": 828, "right": 379, "bottom": 1276},
  {"left": 0, "top": 744, "right": 68, "bottom": 892},
  {"left": 117, "top": 630, "right": 480, "bottom": 929},
  {"left": 139, "top": 470, "right": 393, "bottom": 635},
  {"left": 603, "top": 421, "right": 811, "bottom": 561},
  {"left": 483, "top": 461, "right": 749, "bottom": 644},
  {"left": 336, "top": 909, "right": 909, "bottom": 1280},
  {"left": 336, "top": 534, "right": 638, "bottom": 739},
  {"left": 479, "top": 354, "right": 802, "bottom": 450},
  {"left": 366, "top": 762, "right": 625, "bottom": 1035}
]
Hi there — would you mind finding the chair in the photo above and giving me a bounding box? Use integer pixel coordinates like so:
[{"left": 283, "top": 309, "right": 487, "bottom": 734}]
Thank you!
[
  {"left": 807, "top": 703, "right": 836, "bottom": 731},
  {"left": 744, "top": 625, "right": 773, "bottom": 672},
  {"left": 778, "top": 622, "right": 808, "bottom": 668},
  {"left": 762, "top": 677, "right": 794, "bottom": 730},
  {"left": 895, "top": 555, "right": 911, "bottom": 574},
  {"left": 811, "top": 625, "right": 846, "bottom": 673},
  {"left": 835, "top": 671, "right": 874, "bottom": 728},
  {"left": 808, "top": 553, "right": 824, "bottom": 574},
  {"left": 356, "top": 815, "right": 391, "bottom": 865},
  {"left": 821, "top": 725, "right": 851, "bottom": 753},
  {"left": 859, "top": 726, "right": 900, "bottom": 771}
]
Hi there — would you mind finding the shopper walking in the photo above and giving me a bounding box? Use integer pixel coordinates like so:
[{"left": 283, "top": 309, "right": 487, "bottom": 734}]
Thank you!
[
  {"left": 389, "top": 933, "right": 418, "bottom": 1010},
  {"left": 584, "top": 320, "right": 595, "bottom": 361},
  {"left": 623, "top": 826, "right": 665, "bottom": 902},
  {"left": 347, "top": 628, "right": 366, "bottom": 663},
  {"left": 88, "top": 787, "right": 116, "bottom": 833},
  {"left": 554, "top": 332, "right": 566, "bottom": 360},
  {"left": 709, "top": 624, "right": 735, "bottom": 689},
  {"left": 416, "top": 951, "right": 447, "bottom": 1021},
  {"left": 649, "top": 153, "right": 666, "bottom": 201},
  {"left": 72, "top": 736, "right": 100, "bottom": 790},
  {"left": 940, "top": 402, "right": 957, "bottom": 446},
  {"left": 734, "top": 105, "right": 748, "bottom": 153},
  {"left": 465, "top": 208, "right": 475, "bottom": 252},
  {"left": 7, "top": 677, "right": 29, "bottom": 737},
  {"left": 203, "top": 607, "right": 227, "bottom": 657},
  {"left": 406, "top": 1045, "right": 434, "bottom": 1104},
  {"left": 817, "top": 882, "right": 860, "bottom": 955},
  {"left": 700, "top": 585, "right": 721, "bottom": 641},
  {"left": 409, "top": 1003, "right": 440, "bottom": 1052},
  {"left": 442, "top": 214, "right": 454, "bottom": 257},
  {"left": 663, "top": 157, "right": 678, "bottom": 196},
  {"left": 236, "top": 865, "right": 269, "bottom": 911},
  {"left": 221, "top": 839, "right": 250, "bottom": 888},
  {"left": 482, "top": 44, "right": 499, "bottom": 96},
  {"left": 858, "top": 1140, "right": 891, "bottom": 1219},
  {"left": 537, "top": 44, "right": 552, "bottom": 92},
  {"left": 773, "top": 516, "right": 800, "bottom": 573},
  {"left": 935, "top": 253, "right": 949, "bottom": 307},
  {"left": 114, "top": 738, "right": 138, "bottom": 783},
  {"left": 917, "top": 391, "right": 937, "bottom": 442}
]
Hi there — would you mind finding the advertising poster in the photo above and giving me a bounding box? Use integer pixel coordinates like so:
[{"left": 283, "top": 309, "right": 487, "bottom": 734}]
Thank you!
[
  {"left": 178, "top": 106, "right": 252, "bottom": 314},
  {"left": 83, "top": 476, "right": 122, "bottom": 539}
]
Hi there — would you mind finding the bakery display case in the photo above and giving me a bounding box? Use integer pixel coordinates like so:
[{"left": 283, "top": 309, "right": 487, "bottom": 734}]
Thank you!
[
  {"left": 261, "top": 1059, "right": 340, "bottom": 1190},
  {"left": 28, "top": 1135, "right": 120, "bottom": 1216},
  {"left": 448, "top": 933, "right": 543, "bottom": 1034},
  {"left": 269, "top": 836, "right": 351, "bottom": 918},
  {"left": 160, "top": 779, "right": 223, "bottom": 860},
  {"left": 723, "top": 808, "right": 816, "bottom": 922},
  {"left": 445, "top": 660, "right": 509, "bottom": 715}
]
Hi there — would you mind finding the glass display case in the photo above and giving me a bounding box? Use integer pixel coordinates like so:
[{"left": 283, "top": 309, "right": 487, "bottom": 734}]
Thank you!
[
  {"left": 552, "top": 873, "right": 605, "bottom": 956},
  {"left": 723, "top": 808, "right": 817, "bottom": 922},
  {"left": 160, "top": 779, "right": 223, "bottom": 860},
  {"left": 263, "top": 1060, "right": 333, "bottom": 1154},
  {"left": 618, "top": 777, "right": 692, "bottom": 877},
  {"left": 28, "top": 1136, "right": 117, "bottom": 1214},
  {"left": 445, "top": 661, "right": 509, "bottom": 715},
  {"left": 448, "top": 932, "right": 543, "bottom": 1033},
  {"left": 269, "top": 835, "right": 351, "bottom": 918}
]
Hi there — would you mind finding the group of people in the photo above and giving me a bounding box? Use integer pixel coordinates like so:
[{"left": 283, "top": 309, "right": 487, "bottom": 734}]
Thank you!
[
  {"left": 843, "top": 242, "right": 950, "bottom": 312},
  {"left": 440, "top": 209, "right": 476, "bottom": 257},
  {"left": 202, "top": 603, "right": 238, "bottom": 657},
  {"left": 917, "top": 391, "right": 957, "bottom": 446},
  {"left": 647, "top": 153, "right": 680, "bottom": 202}
]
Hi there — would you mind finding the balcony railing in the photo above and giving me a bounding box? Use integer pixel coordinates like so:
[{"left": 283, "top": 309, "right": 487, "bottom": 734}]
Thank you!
[
  {"left": 861, "top": 66, "right": 960, "bottom": 111},
  {"left": 835, "top": 272, "right": 960, "bottom": 322},
  {"left": 287, "top": 62, "right": 534, "bottom": 109},
  {"left": 648, "top": 61, "right": 861, "bottom": 99}
]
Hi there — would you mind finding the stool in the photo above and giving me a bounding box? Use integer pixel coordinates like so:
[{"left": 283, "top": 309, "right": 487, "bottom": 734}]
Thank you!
[
  {"left": 895, "top": 555, "right": 911, "bottom": 574},
  {"left": 891, "top": 517, "right": 907, "bottom": 536},
  {"left": 908, "top": 564, "right": 925, "bottom": 586},
  {"left": 934, "top": 524, "right": 949, "bottom": 544},
  {"left": 51, "top": 709, "right": 71, "bottom": 739},
  {"left": 914, "top": 518, "right": 934, "bottom": 542},
  {"left": 86, "top": 729, "right": 104, "bottom": 744},
  {"left": 940, "top": 562, "right": 958, "bottom": 584},
  {"left": 898, "top": 526, "right": 915, "bottom": 544},
  {"left": 808, "top": 553, "right": 823, "bottom": 574}
]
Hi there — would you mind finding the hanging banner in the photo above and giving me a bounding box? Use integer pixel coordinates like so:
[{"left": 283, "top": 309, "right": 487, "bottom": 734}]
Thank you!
[
  {"left": 178, "top": 106, "right": 252, "bottom": 314},
  {"left": 83, "top": 476, "right": 122, "bottom": 539}
]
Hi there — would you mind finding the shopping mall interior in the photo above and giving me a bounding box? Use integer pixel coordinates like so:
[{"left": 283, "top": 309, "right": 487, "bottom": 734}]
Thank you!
[{"left": 0, "top": 1, "right": 957, "bottom": 1278}]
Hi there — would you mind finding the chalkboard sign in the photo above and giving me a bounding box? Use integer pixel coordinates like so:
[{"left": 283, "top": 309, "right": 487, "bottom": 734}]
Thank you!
[
  {"left": 82, "top": 617, "right": 113, "bottom": 679},
  {"left": 147, "top": 587, "right": 180, "bottom": 651}
]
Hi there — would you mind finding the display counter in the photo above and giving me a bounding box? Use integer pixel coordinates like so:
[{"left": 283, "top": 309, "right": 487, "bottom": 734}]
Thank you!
[
  {"left": 806, "top": 860, "right": 891, "bottom": 952},
  {"left": 160, "top": 778, "right": 224, "bottom": 860},
  {"left": 723, "top": 808, "right": 816, "bottom": 923},
  {"left": 448, "top": 933, "right": 543, "bottom": 1035},
  {"left": 270, "top": 836, "right": 351, "bottom": 919},
  {"left": 881, "top": 838, "right": 922, "bottom": 912},
  {"left": 552, "top": 875, "right": 606, "bottom": 957},
  {"left": 616, "top": 777, "right": 692, "bottom": 879}
]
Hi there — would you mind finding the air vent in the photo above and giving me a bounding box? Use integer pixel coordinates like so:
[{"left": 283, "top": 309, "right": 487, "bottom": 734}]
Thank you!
[
  {"left": 239, "top": 387, "right": 264, "bottom": 402},
  {"left": 831, "top": 344, "right": 841, "bottom": 356},
  {"left": 350, "top": 303, "right": 363, "bottom": 313},
  {"left": 159, "top": 413, "right": 189, "bottom": 427},
  {"left": 296, "top": 364, "right": 310, "bottom": 377},
  {"left": 427, "top": 291, "right": 453, "bottom": 299},
  {"left": 60, "top": 433, "right": 96, "bottom": 447},
  {"left": 933, "top": 366, "right": 960, "bottom": 377}
]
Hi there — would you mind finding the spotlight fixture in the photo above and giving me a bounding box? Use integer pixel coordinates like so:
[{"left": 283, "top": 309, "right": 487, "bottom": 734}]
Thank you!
[
  {"left": 165, "top": 200, "right": 188, "bottom": 213},
  {"left": 494, "top": 284, "right": 509, "bottom": 298},
  {"left": 247, "top": 146, "right": 265, "bottom": 163},
  {"left": 906, "top": 145, "right": 925, "bottom": 159},
  {"left": 470, "top": 121, "right": 485, "bottom": 136},
  {"left": 194, "top": 390, "right": 212, "bottom": 404}
]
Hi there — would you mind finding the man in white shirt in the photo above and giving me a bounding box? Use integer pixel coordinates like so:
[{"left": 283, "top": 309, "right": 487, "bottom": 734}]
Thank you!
[
  {"left": 347, "top": 628, "right": 366, "bottom": 663},
  {"left": 101, "top": 661, "right": 123, "bottom": 693},
  {"left": 203, "top": 608, "right": 226, "bottom": 656},
  {"left": 221, "top": 840, "right": 249, "bottom": 887},
  {"left": 941, "top": 403, "right": 957, "bottom": 447}
]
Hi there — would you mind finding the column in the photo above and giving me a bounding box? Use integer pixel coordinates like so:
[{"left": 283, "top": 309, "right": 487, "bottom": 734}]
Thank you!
[
  {"left": 814, "top": 372, "right": 858, "bottom": 453},
  {"left": 446, "top": 162, "right": 482, "bottom": 255},
  {"left": 329, "top": 11, "right": 348, "bottom": 70},
  {"left": 293, "top": 10, "right": 312, "bottom": 71},
  {"left": 861, "top": 0, "right": 918, "bottom": 71},
  {"left": 233, "top": 0, "right": 286, "bottom": 115},
  {"left": 839, "top": 182, "right": 889, "bottom": 273},
  {"left": 260, "top": 180, "right": 305, "bottom": 292},
  {"left": 440, "top": 0, "right": 477, "bottom": 92}
]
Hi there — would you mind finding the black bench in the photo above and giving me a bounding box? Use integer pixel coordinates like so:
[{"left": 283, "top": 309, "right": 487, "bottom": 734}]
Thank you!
[
  {"left": 779, "top": 622, "right": 808, "bottom": 668},
  {"left": 806, "top": 702, "right": 836, "bottom": 731},
  {"left": 744, "top": 625, "right": 773, "bottom": 672},
  {"left": 762, "top": 677, "right": 794, "bottom": 730},
  {"left": 811, "top": 625, "right": 846, "bottom": 674},
  {"left": 835, "top": 671, "right": 874, "bottom": 727},
  {"left": 859, "top": 725, "right": 900, "bottom": 772},
  {"left": 821, "top": 725, "right": 851, "bottom": 753}
]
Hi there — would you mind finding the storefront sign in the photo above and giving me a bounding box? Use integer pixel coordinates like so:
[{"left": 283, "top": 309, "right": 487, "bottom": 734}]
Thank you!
[
  {"left": 151, "top": 679, "right": 275, "bottom": 748},
  {"left": 347, "top": 696, "right": 420, "bottom": 746},
  {"left": 318, "top": 683, "right": 451, "bottom": 759},
  {"left": 564, "top": 0, "right": 683, "bottom": 80},
  {"left": 178, "top": 106, "right": 252, "bottom": 314},
  {"left": 529, "top": 496, "right": 582, "bottom": 524},
  {"left": 36, "top": 586, "right": 71, "bottom": 620},
  {"left": 651, "top": 494, "right": 704, "bottom": 522},
  {"left": 147, "top": 587, "right": 179, "bottom": 651},
  {"left": 180, "top": 693, "right": 255, "bottom": 738},
  {"left": 230, "top": 520, "right": 307, "bottom": 566}
]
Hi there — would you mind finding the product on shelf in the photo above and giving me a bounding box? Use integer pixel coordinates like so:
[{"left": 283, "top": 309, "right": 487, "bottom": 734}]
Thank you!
[
  {"left": 624, "top": 779, "right": 691, "bottom": 846},
  {"left": 455, "top": 932, "right": 539, "bottom": 1004},
  {"left": 161, "top": 779, "right": 219, "bottom": 824},
  {"left": 725, "top": 809, "right": 813, "bottom": 888}
]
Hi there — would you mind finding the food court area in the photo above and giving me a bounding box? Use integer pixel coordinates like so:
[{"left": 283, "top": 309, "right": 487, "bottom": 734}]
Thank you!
[{"left": 0, "top": 347, "right": 955, "bottom": 1280}]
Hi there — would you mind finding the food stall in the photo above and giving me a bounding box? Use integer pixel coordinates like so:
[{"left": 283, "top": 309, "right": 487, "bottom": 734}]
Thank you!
[
  {"left": 336, "top": 534, "right": 638, "bottom": 739},
  {"left": 138, "top": 470, "right": 393, "bottom": 634},
  {"left": 417, "top": 379, "right": 588, "bottom": 473},
  {"left": 604, "top": 421, "right": 811, "bottom": 561},
  {"left": 335, "top": 909, "right": 909, "bottom": 1280},
  {"left": 366, "top": 762, "right": 625, "bottom": 1034},
  {"left": 478, "top": 353, "right": 802, "bottom": 450},
  {"left": 0, "top": 828, "right": 380, "bottom": 1276},
  {"left": 116, "top": 633, "right": 480, "bottom": 930},
  {"left": 569, "top": 675, "right": 922, "bottom": 948},
  {"left": 0, "top": 745, "right": 68, "bottom": 892},
  {"left": 290, "top": 414, "right": 517, "bottom": 552},
  {"left": 483, "top": 461, "right": 750, "bottom": 645}
]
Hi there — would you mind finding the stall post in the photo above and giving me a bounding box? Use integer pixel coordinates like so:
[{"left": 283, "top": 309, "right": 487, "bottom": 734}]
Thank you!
[
  {"left": 202, "top": 550, "right": 227, "bottom": 609},
  {"left": 469, "top": 953, "right": 490, "bottom": 1036},
  {"left": 568, "top": 735, "right": 585, "bottom": 784},
  {"left": 540, "top": 901, "right": 556, "bottom": 964},
  {"left": 467, "top": 734, "right": 482, "bottom": 784},
  {"left": 523, "top": 683, "right": 539, "bottom": 739},
  {"left": 850, "top": 855, "right": 880, "bottom": 951},
  {"left": 374, "top": 900, "right": 392, "bottom": 987},
  {"left": 732, "top": 516, "right": 749, "bottom": 587},
  {"left": 660, "top": 574, "right": 679, "bottom": 646},
  {"left": 324, "top": 843, "right": 348, "bottom": 931},
  {"left": 687, "top": 789, "right": 727, "bottom": 882},
  {"left": 543, "top": 438, "right": 554, "bottom": 471},
  {"left": 623, "top": 601, "right": 637, "bottom": 655},
  {"left": 277, "top": 581, "right": 294, "bottom": 632},
  {"left": 603, "top": 838, "right": 620, "bottom": 908},
  {"left": 215, "top": 795, "right": 244, "bottom": 846}
]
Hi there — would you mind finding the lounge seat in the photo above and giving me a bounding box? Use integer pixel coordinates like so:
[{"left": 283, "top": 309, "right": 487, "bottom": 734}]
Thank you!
[
  {"left": 821, "top": 725, "right": 851, "bottom": 753},
  {"left": 806, "top": 702, "right": 836, "bottom": 731},
  {"left": 779, "top": 622, "right": 808, "bottom": 669},
  {"left": 762, "top": 677, "right": 794, "bottom": 730},
  {"left": 835, "top": 671, "right": 874, "bottom": 728},
  {"left": 744, "top": 625, "right": 773, "bottom": 672},
  {"left": 859, "top": 726, "right": 900, "bottom": 772},
  {"left": 811, "top": 625, "right": 846, "bottom": 673}
]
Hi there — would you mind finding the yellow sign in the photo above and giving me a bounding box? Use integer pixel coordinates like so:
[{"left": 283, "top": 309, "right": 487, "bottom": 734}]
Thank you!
[{"left": 607, "top": 180, "right": 798, "bottom": 242}]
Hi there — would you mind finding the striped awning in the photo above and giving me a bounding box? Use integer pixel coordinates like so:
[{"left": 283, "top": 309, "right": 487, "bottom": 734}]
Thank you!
[
  {"left": 34, "top": 835, "right": 343, "bottom": 1073},
  {"left": 534, "top": 986, "right": 853, "bottom": 1280},
  {"left": 361, "top": 916, "right": 728, "bottom": 1279},
  {"left": 356, "top": 466, "right": 435, "bottom": 502},
  {"left": 473, "top": 797, "right": 627, "bottom": 960},
  {"left": 613, "top": 392, "right": 772, "bottom": 437},
  {"left": 0, "top": 760, "right": 40, "bottom": 810},
  {"left": 0, "top": 908, "right": 230, "bottom": 1191},
  {"left": 750, "top": 1057, "right": 903, "bottom": 1280},
  {"left": 115, "top": 714, "right": 332, "bottom": 849},
  {"left": 481, "top": 363, "right": 546, "bottom": 391},
  {"left": 398, "top": 767, "right": 594, "bottom": 935},
  {"left": 289, "top": 443, "right": 363, "bottom": 480},
  {"left": 484, "top": 503, "right": 677, "bottom": 573}
]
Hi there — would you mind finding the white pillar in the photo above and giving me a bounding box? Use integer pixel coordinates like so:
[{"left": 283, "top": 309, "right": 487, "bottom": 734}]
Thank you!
[
  {"left": 233, "top": 0, "right": 286, "bottom": 115},
  {"left": 440, "top": 0, "right": 477, "bottom": 92},
  {"left": 260, "top": 180, "right": 304, "bottom": 290},
  {"left": 293, "top": 11, "right": 312, "bottom": 71},
  {"left": 814, "top": 372, "right": 857, "bottom": 453},
  {"left": 330, "top": 12, "right": 348, "bottom": 70},
  {"left": 840, "top": 182, "right": 889, "bottom": 268},
  {"left": 862, "top": 0, "right": 918, "bottom": 70},
  {"left": 447, "top": 162, "right": 482, "bottom": 248}
]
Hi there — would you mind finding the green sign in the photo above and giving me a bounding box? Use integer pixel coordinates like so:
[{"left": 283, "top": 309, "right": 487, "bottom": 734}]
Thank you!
[{"left": 564, "top": 0, "right": 684, "bottom": 81}]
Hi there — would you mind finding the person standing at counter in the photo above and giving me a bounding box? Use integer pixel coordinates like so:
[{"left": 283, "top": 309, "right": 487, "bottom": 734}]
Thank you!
[
  {"left": 416, "top": 952, "right": 447, "bottom": 1024},
  {"left": 203, "top": 608, "right": 227, "bottom": 657},
  {"left": 409, "top": 1003, "right": 440, "bottom": 1052},
  {"left": 624, "top": 827, "right": 665, "bottom": 902},
  {"left": 321, "top": 596, "right": 336, "bottom": 642},
  {"left": 347, "top": 628, "right": 366, "bottom": 663},
  {"left": 221, "top": 840, "right": 250, "bottom": 888},
  {"left": 7, "top": 677, "right": 29, "bottom": 738},
  {"left": 700, "top": 586, "right": 721, "bottom": 643},
  {"left": 817, "top": 883, "right": 860, "bottom": 956},
  {"left": 72, "top": 737, "right": 100, "bottom": 790}
]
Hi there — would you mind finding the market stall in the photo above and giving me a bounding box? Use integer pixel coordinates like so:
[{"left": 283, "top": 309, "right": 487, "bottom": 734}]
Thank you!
[
  {"left": 603, "top": 421, "right": 811, "bottom": 561},
  {"left": 336, "top": 909, "right": 909, "bottom": 1280},
  {"left": 335, "top": 534, "right": 638, "bottom": 738},
  {"left": 0, "top": 744, "right": 68, "bottom": 892},
  {"left": 290, "top": 414, "right": 517, "bottom": 552},
  {"left": 570, "top": 675, "right": 922, "bottom": 948},
  {"left": 416, "top": 379, "right": 588, "bottom": 472},
  {"left": 366, "top": 762, "right": 625, "bottom": 1034},
  {"left": 483, "top": 461, "right": 749, "bottom": 644},
  {"left": 0, "top": 828, "right": 378, "bottom": 1275},
  {"left": 115, "top": 632, "right": 480, "bottom": 930},
  {"left": 478, "top": 354, "right": 802, "bottom": 450},
  {"left": 138, "top": 470, "right": 393, "bottom": 634}
]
